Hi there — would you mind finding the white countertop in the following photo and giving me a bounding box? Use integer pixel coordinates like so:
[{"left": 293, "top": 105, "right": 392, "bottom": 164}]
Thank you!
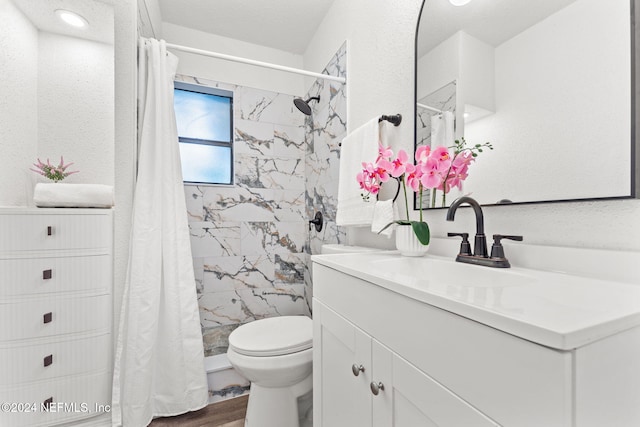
[{"left": 312, "top": 251, "right": 640, "bottom": 350}]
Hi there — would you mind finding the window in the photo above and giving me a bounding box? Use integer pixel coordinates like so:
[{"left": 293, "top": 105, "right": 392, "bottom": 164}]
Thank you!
[{"left": 173, "top": 82, "right": 234, "bottom": 185}]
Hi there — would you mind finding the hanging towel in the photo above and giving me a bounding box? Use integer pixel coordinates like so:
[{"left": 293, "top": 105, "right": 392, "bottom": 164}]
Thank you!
[
  {"left": 336, "top": 118, "right": 381, "bottom": 226},
  {"left": 379, "top": 120, "right": 401, "bottom": 152},
  {"left": 430, "top": 111, "right": 455, "bottom": 147},
  {"left": 33, "top": 183, "right": 114, "bottom": 208},
  {"left": 371, "top": 199, "right": 397, "bottom": 238}
]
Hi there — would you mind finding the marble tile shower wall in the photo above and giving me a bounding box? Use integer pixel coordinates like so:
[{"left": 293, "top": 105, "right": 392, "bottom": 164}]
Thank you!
[
  {"left": 178, "top": 74, "right": 309, "bottom": 356},
  {"left": 303, "top": 43, "right": 347, "bottom": 315}
]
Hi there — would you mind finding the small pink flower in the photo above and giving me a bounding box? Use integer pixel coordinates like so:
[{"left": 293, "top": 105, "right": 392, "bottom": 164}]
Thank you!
[
  {"left": 377, "top": 144, "right": 393, "bottom": 161},
  {"left": 389, "top": 149, "right": 410, "bottom": 178},
  {"left": 405, "top": 167, "right": 422, "bottom": 192},
  {"left": 415, "top": 145, "right": 431, "bottom": 164},
  {"left": 420, "top": 168, "right": 444, "bottom": 189}
]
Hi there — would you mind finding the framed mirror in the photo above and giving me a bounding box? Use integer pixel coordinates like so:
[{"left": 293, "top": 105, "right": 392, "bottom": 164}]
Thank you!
[{"left": 414, "top": 0, "right": 639, "bottom": 210}]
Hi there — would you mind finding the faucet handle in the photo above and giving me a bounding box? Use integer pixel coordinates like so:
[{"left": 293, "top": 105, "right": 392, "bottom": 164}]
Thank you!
[
  {"left": 447, "top": 232, "right": 472, "bottom": 256},
  {"left": 490, "top": 234, "right": 523, "bottom": 258}
]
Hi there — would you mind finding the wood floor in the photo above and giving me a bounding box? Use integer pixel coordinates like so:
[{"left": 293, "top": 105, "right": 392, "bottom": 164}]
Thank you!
[{"left": 148, "top": 395, "right": 248, "bottom": 427}]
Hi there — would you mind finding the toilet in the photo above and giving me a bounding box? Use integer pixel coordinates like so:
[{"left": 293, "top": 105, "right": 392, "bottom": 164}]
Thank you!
[{"left": 227, "top": 316, "right": 313, "bottom": 427}]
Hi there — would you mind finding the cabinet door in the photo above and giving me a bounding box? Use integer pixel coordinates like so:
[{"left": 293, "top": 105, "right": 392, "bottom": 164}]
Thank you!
[
  {"left": 374, "top": 341, "right": 499, "bottom": 427},
  {"left": 314, "top": 300, "right": 372, "bottom": 427}
]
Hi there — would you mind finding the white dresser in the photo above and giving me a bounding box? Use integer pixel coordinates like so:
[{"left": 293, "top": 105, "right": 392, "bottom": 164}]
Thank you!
[{"left": 0, "top": 208, "right": 113, "bottom": 427}]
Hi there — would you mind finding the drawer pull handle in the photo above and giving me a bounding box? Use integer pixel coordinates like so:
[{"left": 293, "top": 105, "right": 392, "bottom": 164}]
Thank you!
[
  {"left": 43, "top": 312, "right": 53, "bottom": 324},
  {"left": 43, "top": 397, "right": 53, "bottom": 410},
  {"left": 370, "top": 381, "right": 384, "bottom": 396},
  {"left": 44, "top": 354, "right": 53, "bottom": 367},
  {"left": 43, "top": 269, "right": 52, "bottom": 280},
  {"left": 47, "top": 226, "right": 53, "bottom": 236},
  {"left": 351, "top": 364, "right": 365, "bottom": 376}
]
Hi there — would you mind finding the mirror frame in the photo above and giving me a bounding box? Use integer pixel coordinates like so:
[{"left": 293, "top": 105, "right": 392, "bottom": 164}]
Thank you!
[{"left": 413, "top": 0, "right": 639, "bottom": 210}]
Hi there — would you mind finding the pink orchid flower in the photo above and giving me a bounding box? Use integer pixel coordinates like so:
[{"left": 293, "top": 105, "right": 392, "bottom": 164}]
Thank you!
[
  {"left": 377, "top": 144, "right": 393, "bottom": 161},
  {"left": 389, "top": 149, "right": 410, "bottom": 178},
  {"left": 415, "top": 145, "right": 431, "bottom": 164}
]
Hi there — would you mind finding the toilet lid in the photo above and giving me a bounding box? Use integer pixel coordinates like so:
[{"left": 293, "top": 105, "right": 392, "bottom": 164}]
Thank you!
[{"left": 229, "top": 316, "right": 312, "bottom": 357}]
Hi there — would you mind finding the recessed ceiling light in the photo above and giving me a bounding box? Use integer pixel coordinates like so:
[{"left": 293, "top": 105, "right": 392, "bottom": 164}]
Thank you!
[
  {"left": 449, "top": 0, "right": 472, "bottom": 6},
  {"left": 55, "top": 9, "right": 88, "bottom": 28}
]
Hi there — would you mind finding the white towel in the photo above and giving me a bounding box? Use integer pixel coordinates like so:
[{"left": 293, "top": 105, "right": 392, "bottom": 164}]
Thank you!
[
  {"left": 371, "top": 199, "right": 397, "bottom": 238},
  {"left": 336, "top": 118, "right": 380, "bottom": 226},
  {"left": 430, "top": 111, "right": 455, "bottom": 147},
  {"left": 34, "top": 183, "right": 114, "bottom": 208},
  {"left": 379, "top": 120, "right": 401, "bottom": 152}
]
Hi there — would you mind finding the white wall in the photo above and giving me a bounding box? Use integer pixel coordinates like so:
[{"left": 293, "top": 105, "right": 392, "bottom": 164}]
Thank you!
[
  {"left": 306, "top": 0, "right": 640, "bottom": 252},
  {"left": 465, "top": 0, "right": 630, "bottom": 204},
  {"left": 0, "top": 0, "right": 38, "bottom": 206},
  {"left": 417, "top": 32, "right": 461, "bottom": 102},
  {"left": 37, "top": 33, "right": 114, "bottom": 186},
  {"left": 304, "top": 0, "right": 421, "bottom": 143},
  {"left": 162, "top": 22, "right": 305, "bottom": 96},
  {"left": 112, "top": 0, "right": 137, "bottom": 351}
]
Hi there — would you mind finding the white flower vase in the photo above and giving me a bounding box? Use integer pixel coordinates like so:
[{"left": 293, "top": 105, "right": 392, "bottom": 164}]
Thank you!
[{"left": 395, "top": 225, "right": 429, "bottom": 257}]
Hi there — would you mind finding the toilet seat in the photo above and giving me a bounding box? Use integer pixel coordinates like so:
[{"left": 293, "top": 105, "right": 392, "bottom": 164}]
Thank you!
[{"left": 229, "top": 316, "right": 312, "bottom": 357}]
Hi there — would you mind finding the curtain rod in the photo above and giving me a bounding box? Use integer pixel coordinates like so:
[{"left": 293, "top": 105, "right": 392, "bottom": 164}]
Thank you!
[
  {"left": 165, "top": 42, "right": 347, "bottom": 84},
  {"left": 417, "top": 102, "right": 444, "bottom": 114}
]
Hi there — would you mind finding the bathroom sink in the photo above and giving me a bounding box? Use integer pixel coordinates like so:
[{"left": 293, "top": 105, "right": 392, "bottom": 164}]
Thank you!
[
  {"left": 311, "top": 251, "right": 640, "bottom": 350},
  {"left": 320, "top": 244, "right": 382, "bottom": 254},
  {"left": 371, "top": 256, "right": 533, "bottom": 288}
]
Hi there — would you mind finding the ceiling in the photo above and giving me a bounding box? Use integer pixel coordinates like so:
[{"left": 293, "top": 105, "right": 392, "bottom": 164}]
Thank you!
[
  {"left": 12, "top": 0, "right": 114, "bottom": 44},
  {"left": 157, "top": 0, "right": 336, "bottom": 55},
  {"left": 418, "top": 0, "right": 579, "bottom": 57}
]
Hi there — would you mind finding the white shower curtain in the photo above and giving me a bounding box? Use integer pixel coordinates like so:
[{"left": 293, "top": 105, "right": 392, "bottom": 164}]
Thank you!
[{"left": 112, "top": 38, "right": 208, "bottom": 426}]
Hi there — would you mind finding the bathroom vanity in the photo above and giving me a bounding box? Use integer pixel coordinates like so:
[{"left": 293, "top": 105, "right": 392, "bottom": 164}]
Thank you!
[{"left": 312, "top": 252, "right": 640, "bottom": 427}]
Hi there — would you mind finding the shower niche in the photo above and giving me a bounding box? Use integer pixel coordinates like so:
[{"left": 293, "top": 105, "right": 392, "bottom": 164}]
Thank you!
[{"left": 0, "top": 0, "right": 115, "bottom": 206}]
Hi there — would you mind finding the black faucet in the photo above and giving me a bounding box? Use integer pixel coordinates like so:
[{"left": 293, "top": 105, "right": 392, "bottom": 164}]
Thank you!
[{"left": 446, "top": 196, "right": 522, "bottom": 268}]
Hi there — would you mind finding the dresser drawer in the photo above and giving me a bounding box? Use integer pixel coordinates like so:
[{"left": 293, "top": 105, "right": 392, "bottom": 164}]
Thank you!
[
  {"left": 0, "top": 213, "right": 111, "bottom": 252},
  {"left": 0, "top": 333, "right": 110, "bottom": 385},
  {"left": 0, "top": 370, "right": 111, "bottom": 427},
  {"left": 0, "top": 255, "right": 110, "bottom": 297},
  {"left": 0, "top": 294, "right": 110, "bottom": 341}
]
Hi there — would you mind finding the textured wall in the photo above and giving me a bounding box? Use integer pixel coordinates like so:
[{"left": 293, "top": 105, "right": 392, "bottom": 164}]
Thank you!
[
  {"left": 37, "top": 33, "right": 114, "bottom": 186},
  {"left": 0, "top": 0, "right": 38, "bottom": 206}
]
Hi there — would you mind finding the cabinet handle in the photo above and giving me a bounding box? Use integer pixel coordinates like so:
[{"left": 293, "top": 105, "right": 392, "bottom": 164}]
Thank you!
[
  {"left": 43, "top": 397, "right": 53, "bottom": 410},
  {"left": 351, "top": 364, "right": 365, "bottom": 376},
  {"left": 370, "top": 381, "right": 384, "bottom": 396},
  {"left": 44, "top": 354, "right": 53, "bottom": 367},
  {"left": 43, "top": 312, "right": 53, "bottom": 324},
  {"left": 43, "top": 269, "right": 52, "bottom": 280},
  {"left": 47, "top": 226, "right": 53, "bottom": 236}
]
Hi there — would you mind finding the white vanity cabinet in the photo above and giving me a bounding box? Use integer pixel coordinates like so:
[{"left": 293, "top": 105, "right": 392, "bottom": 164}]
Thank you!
[
  {"left": 312, "top": 254, "right": 640, "bottom": 427},
  {"left": 0, "top": 208, "right": 113, "bottom": 427},
  {"left": 314, "top": 300, "right": 498, "bottom": 427}
]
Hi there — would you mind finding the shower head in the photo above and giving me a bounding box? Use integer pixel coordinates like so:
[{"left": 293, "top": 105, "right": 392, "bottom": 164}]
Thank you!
[{"left": 294, "top": 96, "right": 320, "bottom": 116}]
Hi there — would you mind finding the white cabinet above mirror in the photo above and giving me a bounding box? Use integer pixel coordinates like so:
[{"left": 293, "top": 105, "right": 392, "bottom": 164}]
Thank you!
[{"left": 414, "top": 0, "right": 638, "bottom": 209}]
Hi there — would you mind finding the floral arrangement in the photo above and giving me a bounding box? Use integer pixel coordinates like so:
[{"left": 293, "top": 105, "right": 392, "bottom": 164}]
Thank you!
[
  {"left": 357, "top": 138, "right": 492, "bottom": 245},
  {"left": 30, "top": 157, "right": 79, "bottom": 183},
  {"left": 416, "top": 138, "right": 493, "bottom": 208}
]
